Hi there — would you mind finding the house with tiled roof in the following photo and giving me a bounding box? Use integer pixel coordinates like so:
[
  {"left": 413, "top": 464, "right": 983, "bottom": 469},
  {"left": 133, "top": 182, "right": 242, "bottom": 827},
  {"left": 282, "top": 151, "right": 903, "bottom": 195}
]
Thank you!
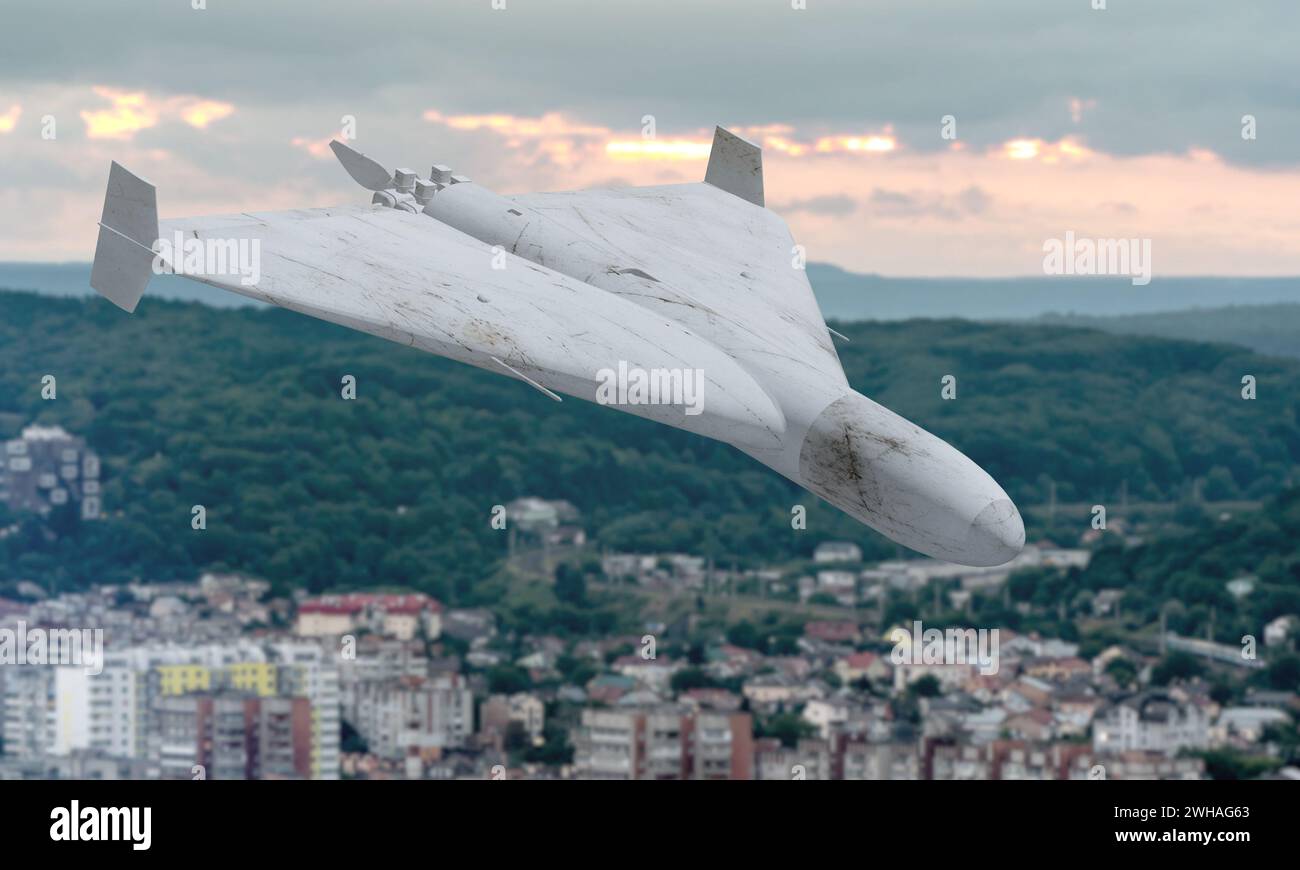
[
  {"left": 833, "top": 651, "right": 892, "bottom": 684},
  {"left": 295, "top": 592, "right": 442, "bottom": 640}
]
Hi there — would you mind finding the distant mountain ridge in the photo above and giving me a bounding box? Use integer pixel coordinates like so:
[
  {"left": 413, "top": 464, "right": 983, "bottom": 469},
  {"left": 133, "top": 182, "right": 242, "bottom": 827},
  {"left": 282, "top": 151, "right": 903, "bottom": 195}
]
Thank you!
[
  {"left": 807, "top": 263, "right": 1300, "bottom": 321},
  {"left": 0, "top": 262, "right": 255, "bottom": 308},
  {"left": 1036, "top": 304, "right": 1300, "bottom": 360}
]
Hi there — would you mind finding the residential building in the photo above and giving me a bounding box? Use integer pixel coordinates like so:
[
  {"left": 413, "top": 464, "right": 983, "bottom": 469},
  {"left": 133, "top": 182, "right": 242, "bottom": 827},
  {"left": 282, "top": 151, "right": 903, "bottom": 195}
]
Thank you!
[
  {"left": 295, "top": 593, "right": 441, "bottom": 641},
  {"left": 754, "top": 738, "right": 831, "bottom": 780},
  {"left": 154, "top": 694, "right": 313, "bottom": 780},
  {"left": 1093, "top": 692, "right": 1210, "bottom": 756},
  {"left": 0, "top": 424, "right": 101, "bottom": 519},
  {"left": 481, "top": 692, "right": 545, "bottom": 742},
  {"left": 572, "top": 707, "right": 753, "bottom": 780},
  {"left": 813, "top": 541, "right": 862, "bottom": 564},
  {"left": 353, "top": 674, "right": 473, "bottom": 759}
]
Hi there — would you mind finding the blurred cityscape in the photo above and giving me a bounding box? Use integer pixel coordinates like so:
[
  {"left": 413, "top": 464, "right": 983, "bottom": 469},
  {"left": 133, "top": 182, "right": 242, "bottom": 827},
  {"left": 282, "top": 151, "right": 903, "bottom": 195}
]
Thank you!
[{"left": 2, "top": 422, "right": 1298, "bottom": 780}]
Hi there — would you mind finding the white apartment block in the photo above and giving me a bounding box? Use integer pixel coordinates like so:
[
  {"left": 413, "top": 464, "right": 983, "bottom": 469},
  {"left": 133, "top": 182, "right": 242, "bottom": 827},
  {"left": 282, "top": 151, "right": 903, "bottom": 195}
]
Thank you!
[
  {"left": 3, "top": 642, "right": 341, "bottom": 779},
  {"left": 268, "top": 642, "right": 342, "bottom": 780},
  {"left": 1093, "top": 692, "right": 1209, "bottom": 756},
  {"left": 352, "top": 674, "right": 473, "bottom": 759}
]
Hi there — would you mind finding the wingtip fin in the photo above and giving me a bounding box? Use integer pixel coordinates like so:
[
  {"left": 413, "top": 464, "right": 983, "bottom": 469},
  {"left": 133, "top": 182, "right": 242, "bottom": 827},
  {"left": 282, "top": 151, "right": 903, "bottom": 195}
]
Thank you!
[
  {"left": 330, "top": 139, "right": 395, "bottom": 191},
  {"left": 90, "top": 161, "right": 158, "bottom": 313},
  {"left": 704, "top": 126, "right": 764, "bottom": 207}
]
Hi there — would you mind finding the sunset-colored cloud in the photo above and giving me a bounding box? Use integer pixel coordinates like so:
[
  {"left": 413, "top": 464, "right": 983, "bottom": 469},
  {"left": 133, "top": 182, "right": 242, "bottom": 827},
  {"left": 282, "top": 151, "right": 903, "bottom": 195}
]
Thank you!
[
  {"left": 420, "top": 108, "right": 1300, "bottom": 276},
  {"left": 605, "top": 138, "right": 713, "bottom": 160},
  {"left": 179, "top": 99, "right": 235, "bottom": 129},
  {"left": 813, "top": 125, "right": 898, "bottom": 154},
  {"left": 998, "top": 136, "right": 1092, "bottom": 163},
  {"left": 81, "top": 88, "right": 158, "bottom": 139},
  {"left": 424, "top": 108, "right": 613, "bottom": 167},
  {"left": 0, "top": 104, "right": 21, "bottom": 134},
  {"left": 81, "top": 86, "right": 234, "bottom": 140},
  {"left": 423, "top": 109, "right": 607, "bottom": 139},
  {"left": 424, "top": 109, "right": 903, "bottom": 166},
  {"left": 761, "top": 135, "right": 809, "bottom": 157},
  {"left": 751, "top": 138, "right": 1300, "bottom": 278},
  {"left": 9, "top": 86, "right": 1300, "bottom": 281},
  {"left": 290, "top": 135, "right": 336, "bottom": 159}
]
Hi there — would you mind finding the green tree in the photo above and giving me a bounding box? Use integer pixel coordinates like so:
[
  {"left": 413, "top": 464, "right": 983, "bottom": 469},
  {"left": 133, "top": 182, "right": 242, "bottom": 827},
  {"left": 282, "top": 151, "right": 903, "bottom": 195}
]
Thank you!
[
  {"left": 908, "top": 674, "right": 942, "bottom": 698},
  {"left": 1105, "top": 657, "right": 1138, "bottom": 688},
  {"left": 554, "top": 563, "right": 587, "bottom": 606},
  {"left": 1150, "top": 653, "right": 1205, "bottom": 686},
  {"left": 487, "top": 665, "right": 533, "bottom": 694},
  {"left": 758, "top": 713, "right": 815, "bottom": 748},
  {"left": 1265, "top": 654, "right": 1300, "bottom": 691}
]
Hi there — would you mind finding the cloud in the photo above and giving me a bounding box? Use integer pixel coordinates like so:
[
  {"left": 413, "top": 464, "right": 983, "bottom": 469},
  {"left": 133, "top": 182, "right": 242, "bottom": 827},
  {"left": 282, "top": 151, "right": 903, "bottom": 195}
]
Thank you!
[
  {"left": 865, "top": 187, "right": 996, "bottom": 221},
  {"left": 80, "top": 88, "right": 158, "bottom": 140},
  {"left": 0, "top": 104, "right": 21, "bottom": 134},
  {"left": 290, "top": 135, "right": 336, "bottom": 160},
  {"left": 178, "top": 99, "right": 234, "bottom": 130},
  {"left": 813, "top": 131, "right": 898, "bottom": 155},
  {"left": 8, "top": 86, "right": 1300, "bottom": 281},
  {"left": 80, "top": 86, "right": 234, "bottom": 140},
  {"left": 423, "top": 109, "right": 902, "bottom": 166},
  {"left": 605, "top": 139, "right": 713, "bottom": 161},
  {"left": 423, "top": 109, "right": 898, "bottom": 166},
  {"left": 775, "top": 195, "right": 859, "bottom": 217},
  {"left": 423, "top": 110, "right": 608, "bottom": 139},
  {"left": 3, "top": 0, "right": 1300, "bottom": 169},
  {"left": 956, "top": 186, "right": 991, "bottom": 214},
  {"left": 3, "top": 1, "right": 1300, "bottom": 276},
  {"left": 1068, "top": 97, "right": 1097, "bottom": 125},
  {"left": 424, "top": 108, "right": 615, "bottom": 167},
  {"left": 997, "top": 136, "right": 1093, "bottom": 163}
]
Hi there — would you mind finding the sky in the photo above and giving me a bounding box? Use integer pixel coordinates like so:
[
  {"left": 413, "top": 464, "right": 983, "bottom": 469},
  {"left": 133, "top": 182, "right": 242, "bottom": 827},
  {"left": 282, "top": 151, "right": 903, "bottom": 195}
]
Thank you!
[{"left": 1, "top": 0, "right": 1299, "bottom": 276}]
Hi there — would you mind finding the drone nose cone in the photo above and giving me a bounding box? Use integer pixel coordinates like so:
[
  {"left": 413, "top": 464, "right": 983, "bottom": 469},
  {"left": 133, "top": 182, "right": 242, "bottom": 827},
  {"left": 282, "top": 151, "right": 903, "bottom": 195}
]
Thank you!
[
  {"left": 797, "top": 390, "right": 1024, "bottom": 567},
  {"left": 963, "top": 498, "right": 1025, "bottom": 567}
]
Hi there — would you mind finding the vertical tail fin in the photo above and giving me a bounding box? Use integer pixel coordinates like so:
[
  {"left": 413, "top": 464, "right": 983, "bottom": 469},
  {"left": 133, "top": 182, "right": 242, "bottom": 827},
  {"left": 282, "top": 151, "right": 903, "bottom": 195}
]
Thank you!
[
  {"left": 90, "top": 162, "right": 158, "bottom": 313},
  {"left": 704, "top": 126, "right": 764, "bottom": 208}
]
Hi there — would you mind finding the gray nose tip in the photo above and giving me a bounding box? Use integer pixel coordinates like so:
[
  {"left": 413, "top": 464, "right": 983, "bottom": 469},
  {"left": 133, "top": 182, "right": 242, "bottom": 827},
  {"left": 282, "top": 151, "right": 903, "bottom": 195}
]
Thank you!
[{"left": 963, "top": 498, "right": 1025, "bottom": 566}]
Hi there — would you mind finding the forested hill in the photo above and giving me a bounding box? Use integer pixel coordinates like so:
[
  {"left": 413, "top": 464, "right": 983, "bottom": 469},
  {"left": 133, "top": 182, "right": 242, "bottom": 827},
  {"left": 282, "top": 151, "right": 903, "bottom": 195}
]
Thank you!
[
  {"left": 1036, "top": 304, "right": 1300, "bottom": 360},
  {"left": 1072, "top": 486, "right": 1300, "bottom": 648},
  {"left": 1, "top": 290, "right": 1298, "bottom": 599}
]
